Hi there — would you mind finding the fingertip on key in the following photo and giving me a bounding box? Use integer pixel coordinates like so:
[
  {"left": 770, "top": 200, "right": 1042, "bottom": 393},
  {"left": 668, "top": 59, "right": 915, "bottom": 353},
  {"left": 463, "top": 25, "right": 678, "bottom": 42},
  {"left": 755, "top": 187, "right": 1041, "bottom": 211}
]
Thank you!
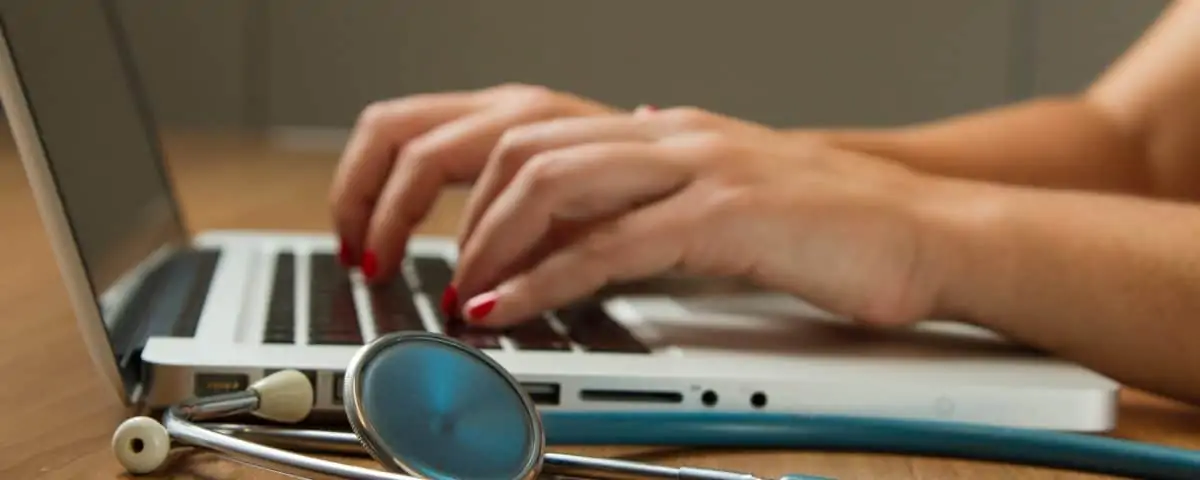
[
  {"left": 463, "top": 291, "right": 498, "bottom": 323},
  {"left": 440, "top": 285, "right": 459, "bottom": 317},
  {"left": 361, "top": 250, "right": 379, "bottom": 280},
  {"left": 338, "top": 240, "right": 357, "bottom": 266}
]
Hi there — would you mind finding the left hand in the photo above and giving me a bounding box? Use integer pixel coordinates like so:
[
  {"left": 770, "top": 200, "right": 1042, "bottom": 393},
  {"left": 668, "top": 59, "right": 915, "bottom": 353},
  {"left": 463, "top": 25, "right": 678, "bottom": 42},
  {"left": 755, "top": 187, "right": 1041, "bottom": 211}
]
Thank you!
[{"left": 450, "top": 106, "right": 950, "bottom": 328}]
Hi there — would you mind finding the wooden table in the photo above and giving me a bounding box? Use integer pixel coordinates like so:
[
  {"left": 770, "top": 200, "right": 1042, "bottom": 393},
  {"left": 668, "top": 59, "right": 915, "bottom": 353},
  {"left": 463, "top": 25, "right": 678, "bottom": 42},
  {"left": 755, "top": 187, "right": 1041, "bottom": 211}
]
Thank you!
[{"left": 1, "top": 130, "right": 1198, "bottom": 479}]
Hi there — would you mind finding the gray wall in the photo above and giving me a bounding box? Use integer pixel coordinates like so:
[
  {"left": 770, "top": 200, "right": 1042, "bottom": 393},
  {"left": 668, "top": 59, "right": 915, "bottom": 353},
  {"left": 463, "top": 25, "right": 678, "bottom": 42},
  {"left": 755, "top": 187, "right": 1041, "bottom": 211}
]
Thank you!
[{"left": 113, "top": 0, "right": 1166, "bottom": 130}]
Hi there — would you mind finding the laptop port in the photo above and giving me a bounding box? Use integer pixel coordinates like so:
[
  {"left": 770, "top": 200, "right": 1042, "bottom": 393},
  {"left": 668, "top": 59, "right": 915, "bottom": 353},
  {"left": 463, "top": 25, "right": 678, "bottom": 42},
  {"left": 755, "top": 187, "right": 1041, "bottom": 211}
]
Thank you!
[
  {"left": 333, "top": 373, "right": 345, "bottom": 405},
  {"left": 750, "top": 391, "right": 767, "bottom": 409},
  {"left": 194, "top": 373, "right": 248, "bottom": 397},
  {"left": 521, "top": 383, "right": 561, "bottom": 406},
  {"left": 579, "top": 389, "right": 683, "bottom": 404}
]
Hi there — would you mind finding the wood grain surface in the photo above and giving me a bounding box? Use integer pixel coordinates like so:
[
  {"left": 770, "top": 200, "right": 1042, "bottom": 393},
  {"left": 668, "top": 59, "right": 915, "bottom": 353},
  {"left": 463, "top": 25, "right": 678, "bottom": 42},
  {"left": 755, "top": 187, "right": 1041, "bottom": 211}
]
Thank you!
[{"left": 1, "top": 131, "right": 1198, "bottom": 480}]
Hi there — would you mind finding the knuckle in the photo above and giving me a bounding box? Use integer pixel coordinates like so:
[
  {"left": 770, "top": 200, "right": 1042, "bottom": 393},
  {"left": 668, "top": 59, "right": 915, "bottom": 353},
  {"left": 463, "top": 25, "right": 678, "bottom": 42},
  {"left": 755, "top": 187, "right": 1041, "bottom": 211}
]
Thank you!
[
  {"left": 356, "top": 100, "right": 396, "bottom": 130},
  {"left": 493, "top": 126, "right": 543, "bottom": 170},
  {"left": 668, "top": 132, "right": 740, "bottom": 161},
  {"left": 658, "top": 106, "right": 717, "bottom": 130},
  {"left": 357, "top": 93, "right": 444, "bottom": 130},
  {"left": 500, "top": 84, "right": 565, "bottom": 115},
  {"left": 700, "top": 184, "right": 757, "bottom": 216},
  {"left": 580, "top": 229, "right": 623, "bottom": 261},
  {"left": 516, "top": 153, "right": 569, "bottom": 197},
  {"left": 490, "top": 82, "right": 542, "bottom": 96},
  {"left": 398, "top": 136, "right": 442, "bottom": 173}
]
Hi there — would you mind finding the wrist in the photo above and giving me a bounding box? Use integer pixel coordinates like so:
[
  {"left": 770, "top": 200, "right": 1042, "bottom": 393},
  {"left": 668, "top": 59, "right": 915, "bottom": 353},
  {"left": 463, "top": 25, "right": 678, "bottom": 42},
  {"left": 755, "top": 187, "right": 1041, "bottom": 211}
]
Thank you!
[{"left": 905, "top": 174, "right": 1016, "bottom": 325}]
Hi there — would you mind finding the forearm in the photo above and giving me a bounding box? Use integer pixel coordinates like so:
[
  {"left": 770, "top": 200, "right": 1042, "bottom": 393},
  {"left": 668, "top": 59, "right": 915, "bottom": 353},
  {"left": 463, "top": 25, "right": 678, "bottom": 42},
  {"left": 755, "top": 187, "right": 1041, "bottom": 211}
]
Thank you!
[
  {"left": 803, "top": 97, "right": 1154, "bottom": 195},
  {"left": 923, "top": 177, "right": 1200, "bottom": 404}
]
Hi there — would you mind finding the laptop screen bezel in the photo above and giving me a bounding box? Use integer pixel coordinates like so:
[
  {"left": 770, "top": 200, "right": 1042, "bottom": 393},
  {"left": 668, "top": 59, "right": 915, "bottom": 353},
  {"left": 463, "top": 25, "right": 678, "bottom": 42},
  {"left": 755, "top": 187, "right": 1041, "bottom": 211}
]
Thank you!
[{"left": 0, "top": 0, "right": 192, "bottom": 405}]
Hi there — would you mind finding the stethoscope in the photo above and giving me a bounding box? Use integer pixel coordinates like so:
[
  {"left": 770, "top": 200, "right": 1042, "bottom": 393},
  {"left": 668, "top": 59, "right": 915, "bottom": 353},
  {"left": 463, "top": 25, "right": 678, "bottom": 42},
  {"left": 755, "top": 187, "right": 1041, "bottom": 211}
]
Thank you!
[{"left": 111, "top": 331, "right": 1200, "bottom": 479}]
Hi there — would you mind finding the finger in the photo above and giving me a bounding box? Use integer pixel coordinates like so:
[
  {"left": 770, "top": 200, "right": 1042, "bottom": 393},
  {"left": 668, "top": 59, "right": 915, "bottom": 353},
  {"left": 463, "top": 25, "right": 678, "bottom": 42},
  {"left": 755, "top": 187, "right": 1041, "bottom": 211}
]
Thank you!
[
  {"left": 454, "top": 141, "right": 695, "bottom": 300},
  {"left": 455, "top": 106, "right": 733, "bottom": 249},
  {"left": 330, "top": 92, "right": 484, "bottom": 261},
  {"left": 459, "top": 189, "right": 702, "bottom": 327},
  {"left": 456, "top": 114, "right": 663, "bottom": 250},
  {"left": 362, "top": 105, "right": 582, "bottom": 282},
  {"left": 467, "top": 218, "right": 601, "bottom": 299}
]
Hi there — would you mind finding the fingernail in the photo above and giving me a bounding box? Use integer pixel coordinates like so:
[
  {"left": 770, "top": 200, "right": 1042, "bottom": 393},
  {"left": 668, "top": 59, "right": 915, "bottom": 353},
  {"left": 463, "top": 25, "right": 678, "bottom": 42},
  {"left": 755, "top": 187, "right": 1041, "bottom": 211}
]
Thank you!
[
  {"left": 361, "top": 250, "right": 378, "bottom": 280},
  {"left": 463, "top": 291, "right": 498, "bottom": 322},
  {"left": 338, "top": 240, "right": 356, "bottom": 266},
  {"left": 440, "top": 285, "right": 459, "bottom": 317}
]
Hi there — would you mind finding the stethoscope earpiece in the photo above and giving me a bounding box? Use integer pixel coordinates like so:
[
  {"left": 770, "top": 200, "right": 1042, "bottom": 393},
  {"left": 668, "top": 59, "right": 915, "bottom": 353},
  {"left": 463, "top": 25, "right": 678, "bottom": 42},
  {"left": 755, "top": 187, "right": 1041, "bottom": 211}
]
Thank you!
[{"left": 112, "top": 416, "right": 171, "bottom": 475}]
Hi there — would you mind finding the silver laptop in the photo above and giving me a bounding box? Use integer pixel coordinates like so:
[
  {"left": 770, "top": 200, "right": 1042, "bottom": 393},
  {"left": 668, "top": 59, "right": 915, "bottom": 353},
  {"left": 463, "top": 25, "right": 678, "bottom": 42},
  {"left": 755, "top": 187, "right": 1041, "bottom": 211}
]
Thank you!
[{"left": 0, "top": 1, "right": 1118, "bottom": 432}]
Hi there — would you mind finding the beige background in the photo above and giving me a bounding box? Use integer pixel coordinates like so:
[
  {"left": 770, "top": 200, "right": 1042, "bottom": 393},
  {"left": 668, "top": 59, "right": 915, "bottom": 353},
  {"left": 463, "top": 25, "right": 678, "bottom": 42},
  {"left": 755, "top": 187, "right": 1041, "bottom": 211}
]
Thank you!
[{"left": 93, "top": 0, "right": 1167, "bottom": 132}]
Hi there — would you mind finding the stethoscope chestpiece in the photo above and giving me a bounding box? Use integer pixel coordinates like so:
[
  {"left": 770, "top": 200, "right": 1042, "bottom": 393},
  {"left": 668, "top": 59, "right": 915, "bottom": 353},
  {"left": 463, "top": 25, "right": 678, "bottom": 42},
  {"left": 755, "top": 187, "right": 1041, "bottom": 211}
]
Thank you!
[{"left": 343, "top": 331, "right": 545, "bottom": 480}]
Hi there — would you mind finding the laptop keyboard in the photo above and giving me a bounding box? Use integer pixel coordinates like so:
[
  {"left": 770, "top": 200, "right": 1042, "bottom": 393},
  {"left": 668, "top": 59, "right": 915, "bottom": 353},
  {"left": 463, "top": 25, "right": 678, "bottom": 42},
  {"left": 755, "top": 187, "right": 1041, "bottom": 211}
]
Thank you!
[{"left": 263, "top": 251, "right": 650, "bottom": 354}]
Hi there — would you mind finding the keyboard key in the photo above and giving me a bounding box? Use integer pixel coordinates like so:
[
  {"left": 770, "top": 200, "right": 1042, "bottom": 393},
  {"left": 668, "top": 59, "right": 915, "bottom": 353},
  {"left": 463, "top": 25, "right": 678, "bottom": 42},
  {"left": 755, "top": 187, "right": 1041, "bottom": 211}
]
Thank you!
[
  {"left": 444, "top": 319, "right": 501, "bottom": 349},
  {"left": 410, "top": 256, "right": 461, "bottom": 327},
  {"left": 506, "top": 315, "right": 571, "bottom": 351},
  {"left": 554, "top": 301, "right": 650, "bottom": 353},
  {"left": 411, "top": 256, "right": 453, "bottom": 295},
  {"left": 263, "top": 253, "right": 296, "bottom": 344},
  {"left": 309, "top": 253, "right": 364, "bottom": 345},
  {"left": 368, "top": 277, "right": 427, "bottom": 335}
]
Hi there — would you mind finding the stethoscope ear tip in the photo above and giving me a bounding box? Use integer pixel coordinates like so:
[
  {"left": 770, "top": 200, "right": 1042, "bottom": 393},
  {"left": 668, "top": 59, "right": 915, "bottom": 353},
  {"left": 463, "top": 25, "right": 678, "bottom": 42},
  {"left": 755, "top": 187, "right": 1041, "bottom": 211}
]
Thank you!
[
  {"left": 112, "top": 416, "right": 170, "bottom": 475},
  {"left": 249, "top": 369, "right": 315, "bottom": 424}
]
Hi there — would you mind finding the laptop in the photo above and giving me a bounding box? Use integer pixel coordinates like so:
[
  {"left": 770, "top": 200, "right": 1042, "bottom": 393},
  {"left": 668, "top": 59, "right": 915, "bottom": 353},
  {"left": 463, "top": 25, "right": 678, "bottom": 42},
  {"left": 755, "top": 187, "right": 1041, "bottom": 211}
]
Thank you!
[{"left": 0, "top": 1, "right": 1118, "bottom": 432}]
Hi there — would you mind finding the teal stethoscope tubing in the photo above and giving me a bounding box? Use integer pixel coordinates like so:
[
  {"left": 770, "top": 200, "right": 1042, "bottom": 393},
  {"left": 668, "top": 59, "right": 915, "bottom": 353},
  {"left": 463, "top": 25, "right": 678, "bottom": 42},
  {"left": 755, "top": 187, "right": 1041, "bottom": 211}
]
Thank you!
[{"left": 539, "top": 411, "right": 1200, "bottom": 479}]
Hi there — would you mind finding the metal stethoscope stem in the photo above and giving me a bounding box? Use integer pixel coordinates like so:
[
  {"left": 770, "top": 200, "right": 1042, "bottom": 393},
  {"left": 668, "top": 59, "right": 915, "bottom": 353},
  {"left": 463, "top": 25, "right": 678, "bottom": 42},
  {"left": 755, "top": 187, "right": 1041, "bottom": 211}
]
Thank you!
[
  {"left": 161, "top": 391, "right": 406, "bottom": 480},
  {"left": 202, "top": 422, "right": 776, "bottom": 480}
]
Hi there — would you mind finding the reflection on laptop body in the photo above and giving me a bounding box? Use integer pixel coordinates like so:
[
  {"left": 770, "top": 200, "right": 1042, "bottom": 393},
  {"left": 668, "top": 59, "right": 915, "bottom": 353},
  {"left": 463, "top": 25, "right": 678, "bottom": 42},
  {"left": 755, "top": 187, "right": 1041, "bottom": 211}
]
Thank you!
[{"left": 0, "top": 0, "right": 1119, "bottom": 431}]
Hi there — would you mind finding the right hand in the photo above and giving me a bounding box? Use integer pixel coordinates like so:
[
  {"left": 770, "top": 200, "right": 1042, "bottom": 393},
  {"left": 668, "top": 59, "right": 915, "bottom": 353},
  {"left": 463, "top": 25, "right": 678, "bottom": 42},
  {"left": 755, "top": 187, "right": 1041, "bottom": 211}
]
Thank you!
[{"left": 329, "top": 83, "right": 619, "bottom": 282}]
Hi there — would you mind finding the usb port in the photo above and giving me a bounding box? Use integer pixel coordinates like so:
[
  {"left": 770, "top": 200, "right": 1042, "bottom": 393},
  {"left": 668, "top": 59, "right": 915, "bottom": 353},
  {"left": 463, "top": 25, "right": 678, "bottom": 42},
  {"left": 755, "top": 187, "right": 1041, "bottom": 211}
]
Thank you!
[
  {"left": 194, "top": 373, "right": 248, "bottom": 397},
  {"left": 521, "top": 383, "right": 560, "bottom": 406}
]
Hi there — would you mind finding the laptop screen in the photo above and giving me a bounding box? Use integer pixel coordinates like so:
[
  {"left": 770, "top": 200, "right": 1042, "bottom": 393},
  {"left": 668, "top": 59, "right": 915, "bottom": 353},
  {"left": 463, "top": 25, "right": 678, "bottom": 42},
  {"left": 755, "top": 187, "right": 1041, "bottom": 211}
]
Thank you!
[{"left": 0, "top": 2, "right": 186, "bottom": 326}]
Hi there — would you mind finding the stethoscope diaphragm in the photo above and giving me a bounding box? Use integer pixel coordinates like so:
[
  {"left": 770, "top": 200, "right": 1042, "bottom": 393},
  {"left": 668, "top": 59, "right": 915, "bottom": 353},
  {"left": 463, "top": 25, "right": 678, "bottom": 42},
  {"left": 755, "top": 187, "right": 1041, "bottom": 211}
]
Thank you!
[{"left": 343, "top": 331, "right": 545, "bottom": 480}]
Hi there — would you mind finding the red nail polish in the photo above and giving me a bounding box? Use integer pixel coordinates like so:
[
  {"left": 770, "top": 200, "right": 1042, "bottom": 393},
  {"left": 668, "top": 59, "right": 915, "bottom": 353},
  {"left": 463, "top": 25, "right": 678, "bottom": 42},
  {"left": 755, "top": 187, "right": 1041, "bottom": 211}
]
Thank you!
[
  {"left": 440, "top": 285, "right": 459, "bottom": 317},
  {"left": 338, "top": 241, "right": 355, "bottom": 266},
  {"left": 464, "top": 292, "right": 498, "bottom": 321},
  {"left": 361, "top": 250, "right": 378, "bottom": 280}
]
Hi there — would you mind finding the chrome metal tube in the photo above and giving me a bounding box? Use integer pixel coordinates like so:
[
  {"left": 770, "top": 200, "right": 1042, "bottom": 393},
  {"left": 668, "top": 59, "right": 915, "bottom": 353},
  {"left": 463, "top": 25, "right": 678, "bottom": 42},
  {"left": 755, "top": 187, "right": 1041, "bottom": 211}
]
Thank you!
[
  {"left": 200, "top": 423, "right": 770, "bottom": 480},
  {"left": 544, "top": 453, "right": 760, "bottom": 480},
  {"left": 175, "top": 391, "right": 260, "bottom": 421},
  {"left": 164, "top": 410, "right": 410, "bottom": 479},
  {"left": 202, "top": 423, "right": 365, "bottom": 454}
]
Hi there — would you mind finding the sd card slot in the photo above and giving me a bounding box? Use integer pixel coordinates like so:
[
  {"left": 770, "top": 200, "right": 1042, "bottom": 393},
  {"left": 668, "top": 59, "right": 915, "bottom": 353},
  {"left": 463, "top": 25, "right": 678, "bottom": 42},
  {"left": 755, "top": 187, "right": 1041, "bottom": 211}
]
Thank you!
[{"left": 579, "top": 389, "right": 683, "bottom": 404}]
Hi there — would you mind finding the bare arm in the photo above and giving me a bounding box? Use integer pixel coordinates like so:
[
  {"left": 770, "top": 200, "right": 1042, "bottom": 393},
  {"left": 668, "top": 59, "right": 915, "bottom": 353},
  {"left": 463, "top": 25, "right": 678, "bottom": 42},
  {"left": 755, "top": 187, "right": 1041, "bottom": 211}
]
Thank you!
[
  {"left": 923, "top": 176, "right": 1200, "bottom": 405},
  {"left": 808, "top": 0, "right": 1200, "bottom": 200},
  {"left": 866, "top": 1, "right": 1200, "bottom": 403}
]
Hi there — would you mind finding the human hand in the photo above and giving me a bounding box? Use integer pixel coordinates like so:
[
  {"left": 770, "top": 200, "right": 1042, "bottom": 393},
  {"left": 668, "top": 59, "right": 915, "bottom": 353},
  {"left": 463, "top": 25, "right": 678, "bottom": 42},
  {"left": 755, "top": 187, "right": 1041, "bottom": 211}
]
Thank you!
[
  {"left": 329, "top": 83, "right": 619, "bottom": 282},
  {"left": 450, "top": 106, "right": 951, "bottom": 328}
]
